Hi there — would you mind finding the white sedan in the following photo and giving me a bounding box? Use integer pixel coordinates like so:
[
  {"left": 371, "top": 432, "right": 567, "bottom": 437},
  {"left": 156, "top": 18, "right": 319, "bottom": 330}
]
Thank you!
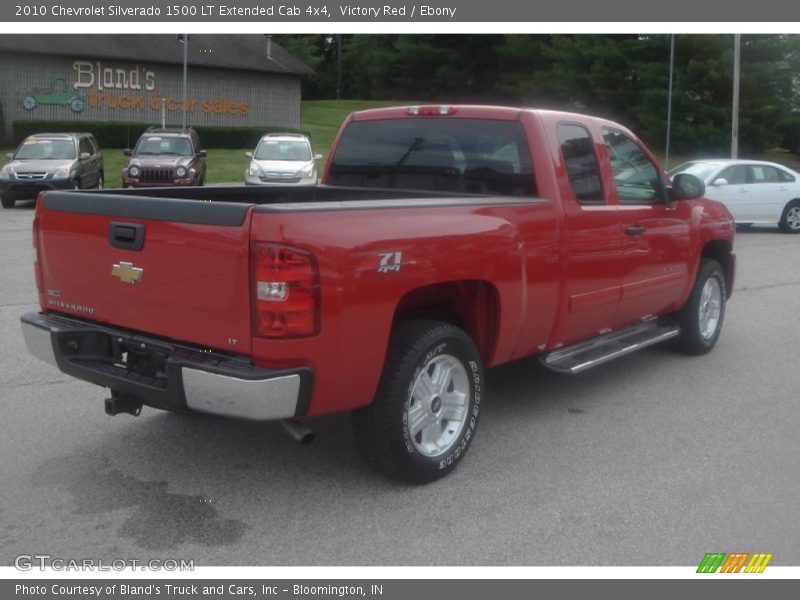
[{"left": 669, "top": 159, "right": 800, "bottom": 233}]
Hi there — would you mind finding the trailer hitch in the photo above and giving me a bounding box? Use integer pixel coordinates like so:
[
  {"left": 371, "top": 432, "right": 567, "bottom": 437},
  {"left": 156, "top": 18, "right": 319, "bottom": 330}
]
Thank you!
[{"left": 104, "top": 391, "right": 143, "bottom": 417}]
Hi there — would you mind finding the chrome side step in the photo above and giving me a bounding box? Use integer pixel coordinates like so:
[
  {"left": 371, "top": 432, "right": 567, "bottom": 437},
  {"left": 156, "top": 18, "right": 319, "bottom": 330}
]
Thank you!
[{"left": 540, "top": 320, "right": 680, "bottom": 375}]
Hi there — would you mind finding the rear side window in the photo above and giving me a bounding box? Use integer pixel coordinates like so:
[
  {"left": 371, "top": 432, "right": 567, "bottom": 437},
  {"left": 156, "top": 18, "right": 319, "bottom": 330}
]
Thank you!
[
  {"left": 778, "top": 169, "right": 795, "bottom": 183},
  {"left": 558, "top": 123, "right": 603, "bottom": 204},
  {"left": 328, "top": 118, "right": 536, "bottom": 196},
  {"left": 79, "top": 138, "right": 94, "bottom": 156},
  {"left": 749, "top": 165, "right": 782, "bottom": 183}
]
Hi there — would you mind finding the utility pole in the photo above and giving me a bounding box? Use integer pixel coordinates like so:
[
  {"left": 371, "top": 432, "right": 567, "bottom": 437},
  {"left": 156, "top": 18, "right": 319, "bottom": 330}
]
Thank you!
[
  {"left": 179, "top": 34, "right": 189, "bottom": 130},
  {"left": 336, "top": 34, "right": 342, "bottom": 100},
  {"left": 665, "top": 34, "right": 675, "bottom": 170},
  {"left": 731, "top": 34, "right": 741, "bottom": 159}
]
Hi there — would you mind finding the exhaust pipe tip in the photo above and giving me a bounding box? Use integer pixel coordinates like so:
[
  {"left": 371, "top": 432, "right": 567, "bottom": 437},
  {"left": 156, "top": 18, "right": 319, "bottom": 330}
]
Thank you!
[{"left": 281, "top": 419, "right": 314, "bottom": 444}]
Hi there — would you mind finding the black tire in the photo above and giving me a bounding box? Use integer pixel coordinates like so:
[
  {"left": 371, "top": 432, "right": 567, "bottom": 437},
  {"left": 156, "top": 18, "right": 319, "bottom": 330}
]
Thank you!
[
  {"left": 352, "top": 319, "right": 484, "bottom": 484},
  {"left": 1, "top": 195, "right": 15, "bottom": 209},
  {"left": 778, "top": 199, "right": 800, "bottom": 233},
  {"left": 674, "top": 259, "right": 727, "bottom": 355}
]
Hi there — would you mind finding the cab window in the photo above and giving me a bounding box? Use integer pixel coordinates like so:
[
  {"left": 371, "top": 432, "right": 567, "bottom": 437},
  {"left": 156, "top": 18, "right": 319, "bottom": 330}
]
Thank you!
[
  {"left": 328, "top": 118, "right": 536, "bottom": 196},
  {"left": 602, "top": 128, "right": 661, "bottom": 205},
  {"left": 557, "top": 123, "right": 604, "bottom": 205}
]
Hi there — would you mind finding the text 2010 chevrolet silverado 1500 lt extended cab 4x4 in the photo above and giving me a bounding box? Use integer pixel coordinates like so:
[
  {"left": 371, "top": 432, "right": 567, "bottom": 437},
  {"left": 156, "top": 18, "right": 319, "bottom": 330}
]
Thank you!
[{"left": 21, "top": 106, "right": 735, "bottom": 482}]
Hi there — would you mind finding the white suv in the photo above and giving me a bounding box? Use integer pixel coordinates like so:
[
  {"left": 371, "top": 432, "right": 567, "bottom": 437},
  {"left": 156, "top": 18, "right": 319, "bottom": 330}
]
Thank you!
[{"left": 245, "top": 133, "right": 321, "bottom": 186}]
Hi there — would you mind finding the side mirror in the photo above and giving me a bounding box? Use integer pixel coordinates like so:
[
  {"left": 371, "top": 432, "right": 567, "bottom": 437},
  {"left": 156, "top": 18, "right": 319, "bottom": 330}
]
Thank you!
[
  {"left": 79, "top": 152, "right": 91, "bottom": 161},
  {"left": 313, "top": 154, "right": 323, "bottom": 160},
  {"left": 197, "top": 149, "right": 207, "bottom": 158},
  {"left": 6, "top": 152, "right": 13, "bottom": 160},
  {"left": 671, "top": 173, "right": 705, "bottom": 200},
  {"left": 245, "top": 151, "right": 253, "bottom": 158},
  {"left": 712, "top": 178, "right": 728, "bottom": 186},
  {"left": 123, "top": 149, "right": 132, "bottom": 156}
]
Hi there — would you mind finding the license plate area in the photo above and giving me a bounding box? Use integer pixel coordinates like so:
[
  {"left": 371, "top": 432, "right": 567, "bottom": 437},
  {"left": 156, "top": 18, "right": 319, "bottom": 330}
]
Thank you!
[
  {"left": 53, "top": 328, "right": 172, "bottom": 389},
  {"left": 111, "top": 337, "right": 169, "bottom": 381}
]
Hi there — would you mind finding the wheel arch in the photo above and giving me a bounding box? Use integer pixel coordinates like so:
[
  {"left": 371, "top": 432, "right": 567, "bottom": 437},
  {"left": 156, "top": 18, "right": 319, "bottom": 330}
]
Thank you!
[
  {"left": 701, "top": 239, "right": 734, "bottom": 299},
  {"left": 392, "top": 280, "right": 500, "bottom": 365},
  {"left": 779, "top": 198, "right": 800, "bottom": 233}
]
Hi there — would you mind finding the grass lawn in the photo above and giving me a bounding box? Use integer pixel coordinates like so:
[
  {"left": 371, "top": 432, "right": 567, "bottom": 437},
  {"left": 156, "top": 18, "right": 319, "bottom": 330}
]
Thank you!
[{"left": 6, "top": 99, "right": 800, "bottom": 187}]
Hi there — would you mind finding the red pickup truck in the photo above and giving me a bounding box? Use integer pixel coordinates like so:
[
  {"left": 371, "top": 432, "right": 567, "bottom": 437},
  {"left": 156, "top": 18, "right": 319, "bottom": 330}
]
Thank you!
[{"left": 21, "top": 105, "right": 735, "bottom": 483}]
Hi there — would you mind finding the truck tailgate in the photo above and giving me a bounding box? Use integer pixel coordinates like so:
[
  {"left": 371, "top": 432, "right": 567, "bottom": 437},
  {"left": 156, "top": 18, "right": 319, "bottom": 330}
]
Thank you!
[{"left": 36, "top": 192, "right": 253, "bottom": 354}]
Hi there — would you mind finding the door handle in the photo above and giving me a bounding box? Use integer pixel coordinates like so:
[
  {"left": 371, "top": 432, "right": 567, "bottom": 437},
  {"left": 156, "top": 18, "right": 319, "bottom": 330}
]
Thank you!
[
  {"left": 109, "top": 222, "right": 146, "bottom": 251},
  {"left": 625, "top": 225, "right": 646, "bottom": 236},
  {"left": 739, "top": 189, "right": 749, "bottom": 193}
]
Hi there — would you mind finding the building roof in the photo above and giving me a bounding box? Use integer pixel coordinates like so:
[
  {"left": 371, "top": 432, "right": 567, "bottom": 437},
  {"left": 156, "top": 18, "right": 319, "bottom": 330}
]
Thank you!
[{"left": 0, "top": 34, "right": 314, "bottom": 77}]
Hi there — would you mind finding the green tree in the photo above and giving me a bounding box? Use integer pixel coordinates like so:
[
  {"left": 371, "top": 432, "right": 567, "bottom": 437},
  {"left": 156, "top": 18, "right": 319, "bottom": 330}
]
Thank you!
[{"left": 276, "top": 33, "right": 800, "bottom": 156}]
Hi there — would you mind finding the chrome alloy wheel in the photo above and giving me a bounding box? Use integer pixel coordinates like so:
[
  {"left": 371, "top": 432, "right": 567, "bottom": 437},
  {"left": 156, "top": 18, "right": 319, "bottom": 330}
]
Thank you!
[
  {"left": 786, "top": 206, "right": 800, "bottom": 231},
  {"left": 406, "top": 354, "right": 470, "bottom": 457},
  {"left": 698, "top": 277, "right": 722, "bottom": 340}
]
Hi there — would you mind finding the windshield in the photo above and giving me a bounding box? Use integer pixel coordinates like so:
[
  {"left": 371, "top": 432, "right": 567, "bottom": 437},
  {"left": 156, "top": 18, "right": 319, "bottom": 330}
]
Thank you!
[
  {"left": 668, "top": 161, "right": 722, "bottom": 182},
  {"left": 15, "top": 139, "right": 76, "bottom": 160},
  {"left": 135, "top": 136, "right": 193, "bottom": 156},
  {"left": 327, "top": 118, "right": 536, "bottom": 196},
  {"left": 254, "top": 140, "right": 311, "bottom": 161}
]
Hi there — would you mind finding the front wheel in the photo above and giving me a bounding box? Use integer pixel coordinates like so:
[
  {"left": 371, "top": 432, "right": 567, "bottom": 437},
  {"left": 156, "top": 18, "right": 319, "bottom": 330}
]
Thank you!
[
  {"left": 674, "top": 259, "right": 727, "bottom": 355},
  {"left": 1, "top": 195, "right": 16, "bottom": 209},
  {"left": 779, "top": 200, "right": 800, "bottom": 233},
  {"left": 352, "top": 320, "right": 484, "bottom": 484}
]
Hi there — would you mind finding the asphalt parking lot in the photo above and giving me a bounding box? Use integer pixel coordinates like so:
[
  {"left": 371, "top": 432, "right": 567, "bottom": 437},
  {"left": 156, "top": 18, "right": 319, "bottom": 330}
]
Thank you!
[{"left": 1, "top": 201, "right": 798, "bottom": 567}]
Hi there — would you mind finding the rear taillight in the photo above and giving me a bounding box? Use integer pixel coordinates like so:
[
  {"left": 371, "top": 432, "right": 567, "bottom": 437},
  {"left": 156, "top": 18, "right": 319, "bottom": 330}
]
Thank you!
[
  {"left": 251, "top": 243, "right": 320, "bottom": 338},
  {"left": 32, "top": 211, "right": 43, "bottom": 294}
]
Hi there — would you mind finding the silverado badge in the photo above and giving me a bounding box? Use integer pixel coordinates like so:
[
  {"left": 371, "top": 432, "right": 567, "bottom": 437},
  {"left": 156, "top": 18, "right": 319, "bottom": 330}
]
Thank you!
[{"left": 111, "top": 261, "right": 143, "bottom": 284}]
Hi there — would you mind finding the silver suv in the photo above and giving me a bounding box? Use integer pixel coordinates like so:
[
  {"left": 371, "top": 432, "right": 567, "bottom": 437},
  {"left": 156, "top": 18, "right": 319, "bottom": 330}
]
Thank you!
[
  {"left": 245, "top": 133, "right": 321, "bottom": 186},
  {"left": 0, "top": 133, "right": 104, "bottom": 208}
]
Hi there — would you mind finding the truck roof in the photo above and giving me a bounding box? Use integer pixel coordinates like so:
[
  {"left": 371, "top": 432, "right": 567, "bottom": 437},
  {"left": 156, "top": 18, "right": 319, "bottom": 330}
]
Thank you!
[{"left": 348, "top": 105, "right": 639, "bottom": 142}]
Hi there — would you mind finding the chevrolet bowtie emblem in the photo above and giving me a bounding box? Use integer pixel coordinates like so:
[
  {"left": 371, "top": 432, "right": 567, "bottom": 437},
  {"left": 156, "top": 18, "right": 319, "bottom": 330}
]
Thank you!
[{"left": 111, "top": 261, "right": 143, "bottom": 284}]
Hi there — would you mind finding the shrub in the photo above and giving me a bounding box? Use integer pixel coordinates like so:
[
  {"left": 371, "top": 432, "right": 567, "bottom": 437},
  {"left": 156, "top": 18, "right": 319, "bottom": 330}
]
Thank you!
[{"left": 12, "top": 120, "right": 310, "bottom": 149}]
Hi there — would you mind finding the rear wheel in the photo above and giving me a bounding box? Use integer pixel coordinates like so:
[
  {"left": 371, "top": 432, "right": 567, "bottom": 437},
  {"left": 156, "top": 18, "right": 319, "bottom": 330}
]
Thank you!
[
  {"left": 352, "top": 319, "right": 484, "bottom": 484},
  {"left": 779, "top": 200, "right": 800, "bottom": 233},
  {"left": 674, "top": 259, "right": 727, "bottom": 355}
]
